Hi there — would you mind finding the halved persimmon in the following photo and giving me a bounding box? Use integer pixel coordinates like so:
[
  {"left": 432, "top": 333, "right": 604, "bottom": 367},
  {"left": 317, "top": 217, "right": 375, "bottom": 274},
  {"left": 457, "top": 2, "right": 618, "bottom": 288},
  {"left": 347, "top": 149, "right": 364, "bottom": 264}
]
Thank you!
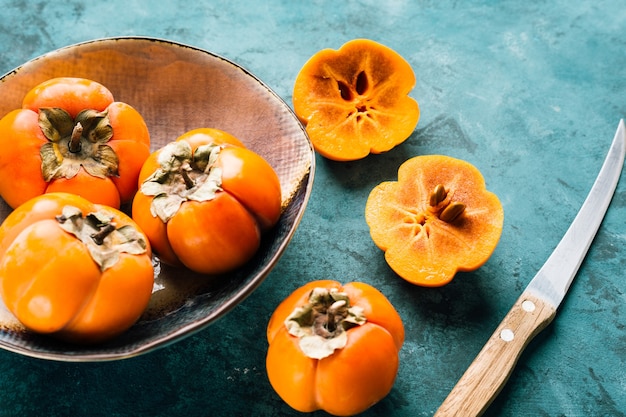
[
  {"left": 365, "top": 155, "right": 504, "bottom": 287},
  {"left": 293, "top": 39, "right": 420, "bottom": 161}
]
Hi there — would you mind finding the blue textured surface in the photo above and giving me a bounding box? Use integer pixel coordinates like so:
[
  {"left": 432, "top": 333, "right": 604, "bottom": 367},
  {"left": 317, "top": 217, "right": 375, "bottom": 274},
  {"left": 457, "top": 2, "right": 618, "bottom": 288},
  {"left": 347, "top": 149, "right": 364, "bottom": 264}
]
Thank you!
[{"left": 1, "top": 1, "right": 625, "bottom": 416}]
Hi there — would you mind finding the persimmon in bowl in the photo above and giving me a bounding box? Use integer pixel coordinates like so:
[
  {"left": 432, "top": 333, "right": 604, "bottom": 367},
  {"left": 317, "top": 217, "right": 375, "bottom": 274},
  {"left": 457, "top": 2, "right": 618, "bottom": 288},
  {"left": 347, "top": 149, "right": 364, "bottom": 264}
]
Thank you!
[{"left": 0, "top": 37, "right": 314, "bottom": 361}]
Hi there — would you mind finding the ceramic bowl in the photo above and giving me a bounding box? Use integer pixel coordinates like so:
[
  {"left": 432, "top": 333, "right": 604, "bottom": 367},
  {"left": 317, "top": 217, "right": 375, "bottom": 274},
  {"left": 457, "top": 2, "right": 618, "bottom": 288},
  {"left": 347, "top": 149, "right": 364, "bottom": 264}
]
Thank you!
[{"left": 0, "top": 37, "right": 314, "bottom": 361}]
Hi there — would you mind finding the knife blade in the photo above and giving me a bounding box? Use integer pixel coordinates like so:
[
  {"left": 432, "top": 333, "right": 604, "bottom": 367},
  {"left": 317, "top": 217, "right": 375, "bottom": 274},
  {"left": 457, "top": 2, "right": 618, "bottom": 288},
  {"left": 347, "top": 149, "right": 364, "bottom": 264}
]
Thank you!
[{"left": 434, "top": 119, "right": 626, "bottom": 417}]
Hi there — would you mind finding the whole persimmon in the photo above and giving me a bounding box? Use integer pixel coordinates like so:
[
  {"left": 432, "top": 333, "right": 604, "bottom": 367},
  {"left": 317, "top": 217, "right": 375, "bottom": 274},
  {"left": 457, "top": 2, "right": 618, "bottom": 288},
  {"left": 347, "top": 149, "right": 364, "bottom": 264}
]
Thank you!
[
  {"left": 132, "top": 128, "right": 282, "bottom": 275},
  {"left": 266, "top": 280, "right": 404, "bottom": 416},
  {"left": 0, "top": 77, "right": 151, "bottom": 209},
  {"left": 365, "top": 155, "right": 504, "bottom": 287},
  {"left": 0, "top": 192, "right": 154, "bottom": 343},
  {"left": 293, "top": 39, "right": 420, "bottom": 161}
]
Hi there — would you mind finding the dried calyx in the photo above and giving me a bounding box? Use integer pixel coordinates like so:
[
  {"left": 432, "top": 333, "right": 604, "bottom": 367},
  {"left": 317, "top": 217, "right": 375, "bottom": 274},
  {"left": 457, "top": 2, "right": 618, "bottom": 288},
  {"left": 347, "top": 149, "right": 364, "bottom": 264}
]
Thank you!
[
  {"left": 285, "top": 287, "right": 366, "bottom": 360},
  {"left": 56, "top": 205, "right": 147, "bottom": 271},
  {"left": 140, "top": 141, "right": 223, "bottom": 223},
  {"left": 38, "top": 108, "right": 119, "bottom": 181}
]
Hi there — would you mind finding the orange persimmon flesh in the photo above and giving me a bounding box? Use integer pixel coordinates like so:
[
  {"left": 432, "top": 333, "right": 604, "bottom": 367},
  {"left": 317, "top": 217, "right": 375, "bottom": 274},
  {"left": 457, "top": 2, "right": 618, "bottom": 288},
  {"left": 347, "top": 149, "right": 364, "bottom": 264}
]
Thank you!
[
  {"left": 293, "top": 39, "right": 420, "bottom": 161},
  {"left": 365, "top": 155, "right": 504, "bottom": 287}
]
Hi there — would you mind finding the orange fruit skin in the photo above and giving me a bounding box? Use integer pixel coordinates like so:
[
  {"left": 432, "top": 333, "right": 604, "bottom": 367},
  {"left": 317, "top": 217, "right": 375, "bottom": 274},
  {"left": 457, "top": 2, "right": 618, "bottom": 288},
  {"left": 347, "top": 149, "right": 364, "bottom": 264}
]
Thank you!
[
  {"left": 0, "top": 192, "right": 154, "bottom": 343},
  {"left": 132, "top": 128, "right": 281, "bottom": 275},
  {"left": 0, "top": 77, "right": 150, "bottom": 209},
  {"left": 266, "top": 280, "right": 404, "bottom": 416}
]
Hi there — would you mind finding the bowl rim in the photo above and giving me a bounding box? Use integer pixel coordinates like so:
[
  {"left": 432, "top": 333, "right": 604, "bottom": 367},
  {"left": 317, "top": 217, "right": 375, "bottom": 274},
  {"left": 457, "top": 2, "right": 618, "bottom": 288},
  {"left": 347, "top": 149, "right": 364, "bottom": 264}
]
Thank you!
[{"left": 0, "top": 36, "right": 316, "bottom": 361}]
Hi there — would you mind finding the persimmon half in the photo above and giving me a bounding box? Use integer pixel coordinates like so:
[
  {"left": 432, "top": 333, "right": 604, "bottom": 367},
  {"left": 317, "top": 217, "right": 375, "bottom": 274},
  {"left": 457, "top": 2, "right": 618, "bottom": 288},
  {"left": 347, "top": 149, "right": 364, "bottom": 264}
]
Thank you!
[
  {"left": 0, "top": 77, "right": 151, "bottom": 209},
  {"left": 365, "top": 155, "right": 504, "bottom": 287},
  {"left": 266, "top": 280, "right": 404, "bottom": 416},
  {"left": 131, "top": 128, "right": 282, "bottom": 275},
  {"left": 293, "top": 39, "right": 420, "bottom": 161}
]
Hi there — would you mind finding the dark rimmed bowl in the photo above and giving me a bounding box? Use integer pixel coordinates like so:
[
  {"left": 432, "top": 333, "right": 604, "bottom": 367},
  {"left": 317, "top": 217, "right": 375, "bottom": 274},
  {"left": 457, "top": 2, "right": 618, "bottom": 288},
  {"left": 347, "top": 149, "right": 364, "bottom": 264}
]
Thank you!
[{"left": 0, "top": 36, "right": 315, "bottom": 361}]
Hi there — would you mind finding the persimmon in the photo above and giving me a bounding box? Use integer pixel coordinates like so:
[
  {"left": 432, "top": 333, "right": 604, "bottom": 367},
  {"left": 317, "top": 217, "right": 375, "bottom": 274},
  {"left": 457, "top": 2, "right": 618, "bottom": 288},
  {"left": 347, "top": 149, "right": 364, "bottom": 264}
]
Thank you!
[
  {"left": 131, "top": 128, "right": 282, "bottom": 275},
  {"left": 365, "top": 155, "right": 504, "bottom": 287},
  {"left": 292, "top": 39, "right": 420, "bottom": 161},
  {"left": 0, "top": 192, "right": 154, "bottom": 343},
  {"left": 266, "top": 280, "right": 404, "bottom": 416},
  {"left": 0, "top": 77, "right": 151, "bottom": 209}
]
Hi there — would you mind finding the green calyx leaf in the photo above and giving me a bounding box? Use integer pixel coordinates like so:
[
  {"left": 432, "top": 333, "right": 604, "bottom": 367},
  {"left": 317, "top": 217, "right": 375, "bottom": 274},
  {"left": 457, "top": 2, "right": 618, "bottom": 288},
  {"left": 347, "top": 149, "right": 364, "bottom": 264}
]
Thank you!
[
  {"left": 56, "top": 205, "right": 148, "bottom": 271},
  {"left": 284, "top": 287, "right": 367, "bottom": 360},
  {"left": 38, "top": 108, "right": 118, "bottom": 181},
  {"left": 140, "top": 140, "right": 224, "bottom": 222}
]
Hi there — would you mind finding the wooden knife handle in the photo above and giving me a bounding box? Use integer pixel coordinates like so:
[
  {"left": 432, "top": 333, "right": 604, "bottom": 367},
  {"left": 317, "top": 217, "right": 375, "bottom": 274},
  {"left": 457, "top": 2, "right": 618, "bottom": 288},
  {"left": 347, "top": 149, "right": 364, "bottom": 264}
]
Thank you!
[{"left": 434, "top": 291, "right": 557, "bottom": 417}]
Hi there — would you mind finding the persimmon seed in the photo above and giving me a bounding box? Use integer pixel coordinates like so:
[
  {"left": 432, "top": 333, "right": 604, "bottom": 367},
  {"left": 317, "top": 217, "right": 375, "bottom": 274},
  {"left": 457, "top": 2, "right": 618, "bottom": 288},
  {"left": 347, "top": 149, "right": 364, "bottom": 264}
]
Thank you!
[
  {"left": 439, "top": 201, "right": 466, "bottom": 223},
  {"left": 355, "top": 71, "right": 369, "bottom": 95},
  {"left": 429, "top": 184, "right": 447, "bottom": 206},
  {"left": 338, "top": 81, "right": 352, "bottom": 101}
]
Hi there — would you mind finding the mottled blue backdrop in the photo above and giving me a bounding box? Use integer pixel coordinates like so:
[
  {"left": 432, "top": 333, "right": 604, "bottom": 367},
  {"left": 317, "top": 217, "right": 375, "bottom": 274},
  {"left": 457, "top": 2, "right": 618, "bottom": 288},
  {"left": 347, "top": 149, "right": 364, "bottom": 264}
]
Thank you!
[{"left": 0, "top": 1, "right": 625, "bottom": 416}]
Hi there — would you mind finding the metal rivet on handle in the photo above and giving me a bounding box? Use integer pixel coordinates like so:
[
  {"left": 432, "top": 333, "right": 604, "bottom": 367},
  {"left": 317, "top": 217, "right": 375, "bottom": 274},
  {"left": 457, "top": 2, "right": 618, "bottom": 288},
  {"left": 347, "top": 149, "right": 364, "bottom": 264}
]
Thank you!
[
  {"left": 500, "top": 328, "right": 514, "bottom": 342},
  {"left": 522, "top": 300, "right": 536, "bottom": 312}
]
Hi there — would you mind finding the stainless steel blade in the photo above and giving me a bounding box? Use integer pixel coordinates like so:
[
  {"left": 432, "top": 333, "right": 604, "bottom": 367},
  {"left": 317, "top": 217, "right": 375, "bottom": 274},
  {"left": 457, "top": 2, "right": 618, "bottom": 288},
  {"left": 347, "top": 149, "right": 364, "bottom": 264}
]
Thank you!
[
  {"left": 526, "top": 119, "right": 626, "bottom": 307},
  {"left": 434, "top": 119, "right": 626, "bottom": 417}
]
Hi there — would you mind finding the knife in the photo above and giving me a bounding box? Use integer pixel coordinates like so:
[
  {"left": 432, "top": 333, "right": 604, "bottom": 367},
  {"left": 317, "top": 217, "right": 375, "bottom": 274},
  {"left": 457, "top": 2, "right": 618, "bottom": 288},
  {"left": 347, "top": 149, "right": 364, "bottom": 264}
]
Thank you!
[{"left": 434, "top": 119, "right": 626, "bottom": 417}]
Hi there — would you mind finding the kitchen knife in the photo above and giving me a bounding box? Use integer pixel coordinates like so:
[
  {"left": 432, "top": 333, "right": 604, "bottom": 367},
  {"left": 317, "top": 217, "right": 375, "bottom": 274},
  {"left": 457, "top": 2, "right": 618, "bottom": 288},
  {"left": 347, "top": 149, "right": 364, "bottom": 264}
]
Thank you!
[{"left": 434, "top": 119, "right": 626, "bottom": 417}]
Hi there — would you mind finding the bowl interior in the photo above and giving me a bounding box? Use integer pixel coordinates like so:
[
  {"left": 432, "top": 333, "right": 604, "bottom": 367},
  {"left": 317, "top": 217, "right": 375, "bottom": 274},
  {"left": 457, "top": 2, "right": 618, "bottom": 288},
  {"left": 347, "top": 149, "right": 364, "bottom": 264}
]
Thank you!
[{"left": 0, "top": 37, "right": 314, "bottom": 361}]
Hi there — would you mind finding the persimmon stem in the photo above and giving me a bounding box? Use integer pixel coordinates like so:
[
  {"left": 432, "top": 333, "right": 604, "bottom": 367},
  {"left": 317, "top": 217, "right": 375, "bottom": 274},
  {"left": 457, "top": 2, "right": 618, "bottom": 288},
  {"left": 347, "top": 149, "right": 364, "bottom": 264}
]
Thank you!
[
  {"left": 69, "top": 122, "right": 83, "bottom": 153},
  {"left": 312, "top": 299, "right": 348, "bottom": 337},
  {"left": 327, "top": 300, "right": 346, "bottom": 333},
  {"left": 326, "top": 311, "right": 337, "bottom": 333},
  {"left": 91, "top": 223, "right": 116, "bottom": 245},
  {"left": 181, "top": 169, "right": 195, "bottom": 189}
]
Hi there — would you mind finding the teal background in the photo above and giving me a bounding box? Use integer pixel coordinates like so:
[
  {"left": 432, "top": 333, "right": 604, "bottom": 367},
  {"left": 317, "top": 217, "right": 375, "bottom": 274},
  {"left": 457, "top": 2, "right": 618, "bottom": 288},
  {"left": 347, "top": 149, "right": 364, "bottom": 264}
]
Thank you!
[{"left": 1, "top": 0, "right": 625, "bottom": 416}]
